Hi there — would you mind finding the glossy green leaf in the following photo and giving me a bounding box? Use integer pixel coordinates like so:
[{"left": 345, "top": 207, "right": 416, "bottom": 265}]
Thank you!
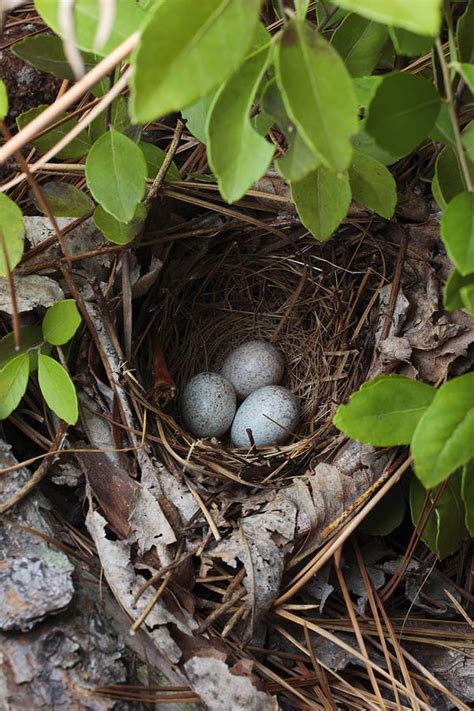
[
  {"left": 291, "top": 167, "right": 351, "bottom": 241},
  {"left": 140, "top": 142, "right": 180, "bottom": 181},
  {"left": 434, "top": 145, "right": 472, "bottom": 208},
  {"left": 182, "top": 93, "right": 216, "bottom": 145},
  {"left": 443, "top": 269, "right": 474, "bottom": 312},
  {"left": 0, "top": 326, "right": 45, "bottom": 372},
  {"left": 260, "top": 78, "right": 319, "bottom": 182},
  {"left": 428, "top": 103, "right": 456, "bottom": 147},
  {"left": 38, "top": 354, "right": 78, "bottom": 425},
  {"left": 461, "top": 460, "right": 474, "bottom": 536},
  {"left": 131, "top": 0, "right": 260, "bottom": 122},
  {"left": 457, "top": 0, "right": 474, "bottom": 63},
  {"left": 461, "top": 283, "right": 474, "bottom": 315},
  {"left": 276, "top": 18, "right": 358, "bottom": 172},
  {"left": 335, "top": 0, "right": 441, "bottom": 35},
  {"left": 0, "top": 79, "right": 8, "bottom": 120},
  {"left": 0, "top": 193, "right": 25, "bottom": 276},
  {"left": 349, "top": 151, "right": 397, "bottom": 218},
  {"left": 360, "top": 484, "right": 406, "bottom": 536},
  {"left": 441, "top": 191, "right": 474, "bottom": 276},
  {"left": 389, "top": 27, "right": 433, "bottom": 56},
  {"left": 35, "top": 0, "right": 145, "bottom": 55},
  {"left": 207, "top": 46, "right": 275, "bottom": 203},
  {"left": 410, "top": 472, "right": 468, "bottom": 559},
  {"left": 17, "top": 105, "right": 91, "bottom": 160},
  {"left": 450, "top": 62, "right": 474, "bottom": 93},
  {"left": 412, "top": 373, "right": 474, "bottom": 488},
  {"left": 33, "top": 182, "right": 94, "bottom": 218},
  {"left": 365, "top": 72, "right": 441, "bottom": 155},
  {"left": 93, "top": 203, "right": 147, "bottom": 245},
  {"left": 11, "top": 34, "right": 96, "bottom": 79},
  {"left": 42, "top": 299, "right": 82, "bottom": 346},
  {"left": 462, "top": 121, "right": 474, "bottom": 164},
  {"left": 334, "top": 375, "right": 436, "bottom": 446},
  {"left": 331, "top": 14, "right": 388, "bottom": 77},
  {"left": 0, "top": 353, "right": 30, "bottom": 420},
  {"left": 85, "top": 129, "right": 147, "bottom": 222}
]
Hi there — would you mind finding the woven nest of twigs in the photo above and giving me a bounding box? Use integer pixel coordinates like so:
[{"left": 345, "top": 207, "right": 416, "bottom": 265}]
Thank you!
[{"left": 138, "top": 228, "right": 386, "bottom": 483}]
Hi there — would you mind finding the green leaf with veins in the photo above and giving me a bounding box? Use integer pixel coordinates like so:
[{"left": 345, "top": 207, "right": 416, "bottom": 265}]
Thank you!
[
  {"left": 131, "top": 0, "right": 261, "bottom": 122},
  {"left": 276, "top": 18, "right": 358, "bottom": 172},
  {"left": 38, "top": 354, "right": 78, "bottom": 425},
  {"left": 17, "top": 105, "right": 91, "bottom": 160},
  {"left": 207, "top": 44, "right": 275, "bottom": 203},
  {"left": 94, "top": 203, "right": 147, "bottom": 245},
  {"left": 0, "top": 193, "right": 25, "bottom": 277},
  {"left": 86, "top": 129, "right": 147, "bottom": 223},
  {"left": 42, "top": 299, "right": 82, "bottom": 346},
  {"left": 331, "top": 13, "right": 388, "bottom": 77},
  {"left": 349, "top": 151, "right": 397, "bottom": 218},
  {"left": 441, "top": 191, "right": 474, "bottom": 275},
  {"left": 33, "top": 182, "right": 94, "bottom": 218},
  {"left": 0, "top": 354, "right": 30, "bottom": 420},
  {"left": 335, "top": 0, "right": 441, "bottom": 36},
  {"left": 412, "top": 373, "right": 474, "bottom": 488},
  {"left": 334, "top": 375, "right": 436, "bottom": 446},
  {"left": 291, "top": 167, "right": 351, "bottom": 241}
]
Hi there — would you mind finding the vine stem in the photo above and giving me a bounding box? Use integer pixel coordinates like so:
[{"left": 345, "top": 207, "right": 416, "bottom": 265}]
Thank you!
[{"left": 435, "top": 38, "right": 473, "bottom": 192}]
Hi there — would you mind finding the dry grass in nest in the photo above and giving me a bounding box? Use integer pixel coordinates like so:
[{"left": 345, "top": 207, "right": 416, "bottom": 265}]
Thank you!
[{"left": 138, "top": 229, "right": 387, "bottom": 484}]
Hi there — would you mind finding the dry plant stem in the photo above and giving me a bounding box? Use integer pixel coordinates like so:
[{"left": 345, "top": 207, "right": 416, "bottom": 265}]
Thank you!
[
  {"left": 273, "top": 457, "right": 413, "bottom": 606},
  {"left": 0, "top": 424, "right": 67, "bottom": 513},
  {"left": 145, "top": 119, "right": 185, "bottom": 207},
  {"left": 0, "top": 67, "right": 133, "bottom": 192},
  {"left": 0, "top": 31, "right": 139, "bottom": 166},
  {"left": 379, "top": 226, "right": 408, "bottom": 342},
  {"left": 435, "top": 38, "right": 473, "bottom": 192}
]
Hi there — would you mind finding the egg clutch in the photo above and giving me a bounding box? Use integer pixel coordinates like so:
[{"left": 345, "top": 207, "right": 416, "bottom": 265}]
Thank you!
[{"left": 180, "top": 340, "right": 300, "bottom": 448}]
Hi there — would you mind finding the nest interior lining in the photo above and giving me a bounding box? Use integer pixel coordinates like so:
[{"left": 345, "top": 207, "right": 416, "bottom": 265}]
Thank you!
[{"left": 141, "top": 231, "right": 387, "bottom": 480}]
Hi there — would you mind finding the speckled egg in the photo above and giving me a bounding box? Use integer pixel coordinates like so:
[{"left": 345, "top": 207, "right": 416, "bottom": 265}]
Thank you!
[
  {"left": 231, "top": 385, "right": 299, "bottom": 448},
  {"left": 180, "top": 372, "right": 236, "bottom": 439},
  {"left": 221, "top": 340, "right": 285, "bottom": 399}
]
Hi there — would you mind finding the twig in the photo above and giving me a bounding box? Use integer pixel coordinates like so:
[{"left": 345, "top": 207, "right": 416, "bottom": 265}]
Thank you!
[{"left": 144, "top": 119, "right": 185, "bottom": 207}]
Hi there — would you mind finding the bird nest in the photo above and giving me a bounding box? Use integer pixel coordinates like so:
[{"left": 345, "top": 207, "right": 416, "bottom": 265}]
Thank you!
[{"left": 138, "top": 228, "right": 387, "bottom": 484}]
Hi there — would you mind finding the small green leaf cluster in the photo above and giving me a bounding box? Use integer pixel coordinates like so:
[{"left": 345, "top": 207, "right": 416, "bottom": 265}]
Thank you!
[
  {"left": 334, "top": 373, "right": 474, "bottom": 557},
  {"left": 0, "top": 300, "right": 81, "bottom": 425}
]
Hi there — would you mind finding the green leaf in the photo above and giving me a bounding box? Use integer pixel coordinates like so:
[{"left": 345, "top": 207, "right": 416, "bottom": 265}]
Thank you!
[
  {"left": 93, "top": 203, "right": 147, "bottom": 245},
  {"left": 207, "top": 46, "right": 275, "bottom": 203},
  {"left": 86, "top": 129, "right": 147, "bottom": 222},
  {"left": 291, "top": 167, "right": 351, "bottom": 241},
  {"left": 428, "top": 103, "right": 456, "bottom": 147},
  {"left": 460, "top": 283, "right": 474, "bottom": 315},
  {"left": 0, "top": 353, "right": 30, "bottom": 420},
  {"left": 461, "top": 459, "right": 474, "bottom": 536},
  {"left": 349, "top": 151, "right": 397, "bottom": 218},
  {"left": 331, "top": 14, "right": 388, "bottom": 77},
  {"left": 443, "top": 269, "right": 474, "bottom": 312},
  {"left": 38, "top": 353, "right": 78, "bottom": 425},
  {"left": 441, "top": 191, "right": 474, "bottom": 276},
  {"left": 33, "top": 182, "right": 94, "bottom": 218},
  {"left": 35, "top": 0, "right": 145, "bottom": 55},
  {"left": 410, "top": 471, "right": 468, "bottom": 559},
  {"left": 295, "top": 0, "right": 310, "bottom": 17},
  {"left": 0, "top": 325, "right": 48, "bottom": 372},
  {"left": 140, "top": 142, "right": 180, "bottom": 181},
  {"left": 131, "top": 0, "right": 261, "bottom": 123},
  {"left": 110, "top": 96, "right": 141, "bottom": 142},
  {"left": 11, "top": 34, "right": 96, "bottom": 79},
  {"left": 353, "top": 75, "right": 383, "bottom": 109},
  {"left": 450, "top": 62, "right": 474, "bottom": 93},
  {"left": 276, "top": 18, "right": 358, "bottom": 172},
  {"left": 17, "top": 105, "right": 91, "bottom": 160},
  {"left": 42, "top": 299, "right": 82, "bottom": 346},
  {"left": 412, "top": 373, "right": 474, "bottom": 488},
  {"left": 365, "top": 72, "right": 441, "bottom": 156},
  {"left": 0, "top": 193, "right": 25, "bottom": 276},
  {"left": 457, "top": 0, "right": 474, "bottom": 63},
  {"left": 182, "top": 93, "right": 216, "bottom": 145},
  {"left": 0, "top": 79, "right": 8, "bottom": 120},
  {"left": 434, "top": 145, "right": 472, "bottom": 207},
  {"left": 334, "top": 375, "right": 436, "bottom": 446},
  {"left": 335, "top": 0, "right": 441, "bottom": 36},
  {"left": 389, "top": 27, "right": 433, "bottom": 56},
  {"left": 360, "top": 484, "right": 406, "bottom": 536},
  {"left": 462, "top": 121, "right": 474, "bottom": 164}
]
